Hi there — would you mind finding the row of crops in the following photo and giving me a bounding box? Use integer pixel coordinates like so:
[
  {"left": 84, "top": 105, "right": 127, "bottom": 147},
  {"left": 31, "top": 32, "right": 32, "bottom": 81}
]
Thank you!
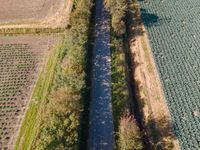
[
  {"left": 0, "top": 44, "right": 42, "bottom": 149},
  {"left": 138, "top": 0, "right": 200, "bottom": 149}
]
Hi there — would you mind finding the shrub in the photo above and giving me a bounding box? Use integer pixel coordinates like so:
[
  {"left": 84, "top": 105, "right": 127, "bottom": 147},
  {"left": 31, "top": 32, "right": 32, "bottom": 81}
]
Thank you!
[
  {"left": 118, "top": 115, "right": 143, "bottom": 150},
  {"left": 105, "top": 0, "right": 127, "bottom": 36},
  {"left": 35, "top": 88, "right": 82, "bottom": 150}
]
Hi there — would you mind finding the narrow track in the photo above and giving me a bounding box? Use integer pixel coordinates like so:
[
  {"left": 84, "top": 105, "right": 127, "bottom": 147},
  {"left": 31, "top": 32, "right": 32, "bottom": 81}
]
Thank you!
[{"left": 88, "top": 0, "right": 114, "bottom": 149}]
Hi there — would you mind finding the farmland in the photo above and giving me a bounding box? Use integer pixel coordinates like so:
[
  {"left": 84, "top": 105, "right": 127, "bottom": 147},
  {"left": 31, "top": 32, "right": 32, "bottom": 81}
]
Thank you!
[
  {"left": 0, "top": 35, "right": 61, "bottom": 149},
  {"left": 0, "top": 0, "right": 72, "bottom": 149},
  {"left": 139, "top": 0, "right": 200, "bottom": 149},
  {"left": 3, "top": 0, "right": 200, "bottom": 149},
  {"left": 0, "top": 0, "right": 64, "bottom": 23},
  {"left": 0, "top": 0, "right": 72, "bottom": 29}
]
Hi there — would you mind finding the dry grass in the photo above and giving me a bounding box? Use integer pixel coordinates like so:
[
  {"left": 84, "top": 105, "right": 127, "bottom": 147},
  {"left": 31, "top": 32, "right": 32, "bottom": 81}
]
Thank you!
[{"left": 118, "top": 115, "right": 143, "bottom": 150}]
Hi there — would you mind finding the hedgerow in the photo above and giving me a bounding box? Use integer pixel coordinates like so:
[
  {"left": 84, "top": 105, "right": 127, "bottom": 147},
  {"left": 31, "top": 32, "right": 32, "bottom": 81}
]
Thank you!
[
  {"left": 34, "top": 0, "right": 93, "bottom": 149},
  {"left": 106, "top": 0, "right": 144, "bottom": 149}
]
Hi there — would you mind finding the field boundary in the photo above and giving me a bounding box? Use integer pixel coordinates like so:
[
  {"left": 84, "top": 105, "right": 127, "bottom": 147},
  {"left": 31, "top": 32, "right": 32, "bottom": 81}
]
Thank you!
[
  {"left": 14, "top": 39, "right": 64, "bottom": 150},
  {"left": 127, "top": 0, "right": 180, "bottom": 149},
  {"left": 0, "top": 27, "right": 65, "bottom": 35}
]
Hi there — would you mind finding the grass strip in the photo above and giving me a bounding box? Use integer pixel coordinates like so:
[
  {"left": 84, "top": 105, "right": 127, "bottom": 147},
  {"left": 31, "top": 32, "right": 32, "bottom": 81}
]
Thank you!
[
  {"left": 14, "top": 41, "right": 65, "bottom": 150},
  {"left": 0, "top": 27, "right": 65, "bottom": 35}
]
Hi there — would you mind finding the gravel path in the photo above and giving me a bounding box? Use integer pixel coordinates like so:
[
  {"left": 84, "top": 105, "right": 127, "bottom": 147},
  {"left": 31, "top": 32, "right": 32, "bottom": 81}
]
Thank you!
[{"left": 88, "top": 0, "right": 114, "bottom": 149}]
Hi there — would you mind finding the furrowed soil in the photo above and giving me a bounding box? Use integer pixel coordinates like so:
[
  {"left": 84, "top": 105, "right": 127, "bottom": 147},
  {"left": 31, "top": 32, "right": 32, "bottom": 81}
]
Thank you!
[
  {"left": 0, "top": 0, "right": 73, "bottom": 29},
  {"left": 0, "top": 0, "right": 63, "bottom": 22},
  {"left": 0, "top": 35, "right": 61, "bottom": 150}
]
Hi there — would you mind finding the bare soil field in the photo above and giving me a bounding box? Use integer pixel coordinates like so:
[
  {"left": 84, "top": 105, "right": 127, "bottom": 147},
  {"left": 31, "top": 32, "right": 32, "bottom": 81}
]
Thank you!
[
  {"left": 0, "top": 0, "right": 73, "bottom": 29},
  {"left": 0, "top": 35, "right": 61, "bottom": 150}
]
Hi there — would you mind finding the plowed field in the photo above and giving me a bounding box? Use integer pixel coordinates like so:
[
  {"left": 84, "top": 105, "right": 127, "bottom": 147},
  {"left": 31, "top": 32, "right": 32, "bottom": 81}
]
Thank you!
[{"left": 0, "top": 0, "right": 64, "bottom": 23}]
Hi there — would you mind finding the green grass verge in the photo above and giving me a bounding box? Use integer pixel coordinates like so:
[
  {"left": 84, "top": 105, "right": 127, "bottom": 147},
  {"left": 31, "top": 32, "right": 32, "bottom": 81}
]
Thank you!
[
  {"left": 111, "top": 38, "right": 129, "bottom": 127},
  {"left": 14, "top": 40, "right": 65, "bottom": 150}
]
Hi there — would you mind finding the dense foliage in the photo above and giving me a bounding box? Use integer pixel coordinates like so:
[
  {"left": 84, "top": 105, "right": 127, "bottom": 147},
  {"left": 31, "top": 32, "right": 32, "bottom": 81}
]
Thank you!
[
  {"left": 111, "top": 37, "right": 128, "bottom": 127},
  {"left": 119, "top": 116, "right": 143, "bottom": 150},
  {"left": 34, "top": 0, "right": 93, "bottom": 149},
  {"left": 107, "top": 0, "right": 144, "bottom": 149},
  {"left": 105, "top": 0, "right": 127, "bottom": 36}
]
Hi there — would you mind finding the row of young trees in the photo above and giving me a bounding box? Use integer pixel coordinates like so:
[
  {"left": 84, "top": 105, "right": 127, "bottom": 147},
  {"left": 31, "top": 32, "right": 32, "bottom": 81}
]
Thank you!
[
  {"left": 33, "top": 0, "right": 93, "bottom": 149},
  {"left": 105, "top": 0, "right": 144, "bottom": 149}
]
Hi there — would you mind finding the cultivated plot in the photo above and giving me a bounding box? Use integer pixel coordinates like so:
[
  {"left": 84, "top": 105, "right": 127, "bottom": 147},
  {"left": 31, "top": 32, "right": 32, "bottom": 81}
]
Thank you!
[
  {"left": 0, "top": 0, "right": 64, "bottom": 23},
  {"left": 0, "top": 35, "right": 61, "bottom": 149},
  {"left": 139, "top": 0, "right": 200, "bottom": 149}
]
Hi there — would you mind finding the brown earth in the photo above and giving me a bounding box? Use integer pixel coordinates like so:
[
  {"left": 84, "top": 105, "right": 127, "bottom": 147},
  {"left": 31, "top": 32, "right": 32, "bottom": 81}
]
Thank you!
[
  {"left": 0, "top": 35, "right": 61, "bottom": 150},
  {"left": 0, "top": 0, "right": 63, "bottom": 22},
  {"left": 0, "top": 0, "right": 73, "bottom": 29},
  {"left": 127, "top": 1, "right": 180, "bottom": 149}
]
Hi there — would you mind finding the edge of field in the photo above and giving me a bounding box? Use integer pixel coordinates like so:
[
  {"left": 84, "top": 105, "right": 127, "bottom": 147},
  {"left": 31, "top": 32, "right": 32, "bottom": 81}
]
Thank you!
[
  {"left": 139, "top": 28, "right": 180, "bottom": 149},
  {"left": 14, "top": 38, "right": 65, "bottom": 150},
  {"left": 128, "top": 1, "right": 180, "bottom": 149}
]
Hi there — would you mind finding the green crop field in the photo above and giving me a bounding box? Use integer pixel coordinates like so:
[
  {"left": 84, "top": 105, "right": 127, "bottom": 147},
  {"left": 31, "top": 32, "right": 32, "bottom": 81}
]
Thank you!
[{"left": 139, "top": 0, "right": 200, "bottom": 149}]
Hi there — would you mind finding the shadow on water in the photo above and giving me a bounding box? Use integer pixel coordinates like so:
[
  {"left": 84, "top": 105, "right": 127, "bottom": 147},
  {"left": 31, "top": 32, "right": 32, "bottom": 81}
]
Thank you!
[{"left": 79, "top": 0, "right": 96, "bottom": 150}]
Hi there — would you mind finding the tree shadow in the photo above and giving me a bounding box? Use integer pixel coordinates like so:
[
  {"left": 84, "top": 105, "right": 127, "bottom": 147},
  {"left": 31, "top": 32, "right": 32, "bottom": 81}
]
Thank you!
[
  {"left": 126, "top": 1, "right": 161, "bottom": 40},
  {"left": 146, "top": 116, "right": 178, "bottom": 150},
  {"left": 79, "top": 1, "right": 96, "bottom": 150},
  {"left": 125, "top": 0, "right": 159, "bottom": 124},
  {"left": 140, "top": 8, "right": 160, "bottom": 27}
]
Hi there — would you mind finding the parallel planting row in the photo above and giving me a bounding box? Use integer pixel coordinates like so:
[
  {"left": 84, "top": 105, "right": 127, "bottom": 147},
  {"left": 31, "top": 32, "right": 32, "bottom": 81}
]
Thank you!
[
  {"left": 139, "top": 0, "right": 200, "bottom": 149},
  {"left": 0, "top": 36, "right": 60, "bottom": 149},
  {"left": 0, "top": 44, "right": 38, "bottom": 149}
]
